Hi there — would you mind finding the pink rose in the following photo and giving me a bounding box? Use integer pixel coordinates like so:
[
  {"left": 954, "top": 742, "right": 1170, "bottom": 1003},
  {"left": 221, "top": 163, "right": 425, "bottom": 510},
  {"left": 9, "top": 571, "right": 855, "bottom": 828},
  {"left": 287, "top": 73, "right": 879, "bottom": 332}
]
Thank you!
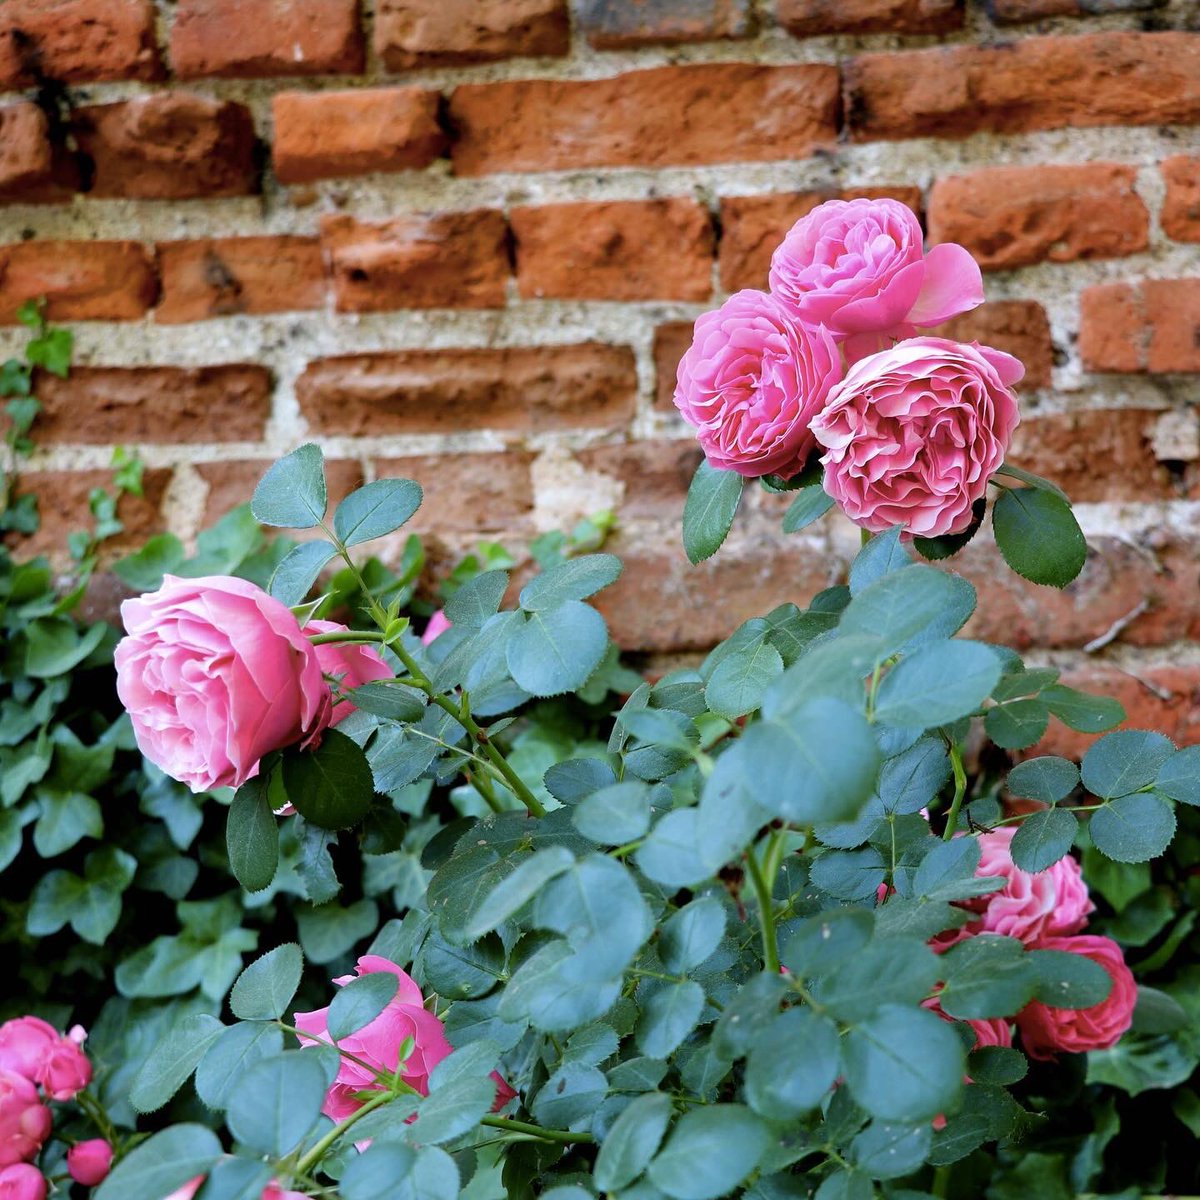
[
  {"left": 0, "top": 1164, "right": 46, "bottom": 1200},
  {"left": 304, "top": 620, "right": 393, "bottom": 726},
  {"left": 768, "top": 197, "right": 984, "bottom": 360},
  {"left": 811, "top": 337, "right": 1022, "bottom": 538},
  {"left": 163, "top": 1179, "right": 308, "bottom": 1200},
  {"left": 0, "top": 1071, "right": 50, "bottom": 1168},
  {"left": 116, "top": 575, "right": 333, "bottom": 792},
  {"left": 924, "top": 998, "right": 1012, "bottom": 1051},
  {"left": 1016, "top": 935, "right": 1136, "bottom": 1061},
  {"left": 673, "top": 289, "right": 842, "bottom": 480},
  {"left": 39, "top": 1026, "right": 90, "bottom": 1103},
  {"left": 67, "top": 1139, "right": 112, "bottom": 1186},
  {"left": 422, "top": 610, "right": 452, "bottom": 646},
  {"left": 0, "top": 1022, "right": 57, "bottom": 1085},
  {"left": 294, "top": 956, "right": 513, "bottom": 1121}
]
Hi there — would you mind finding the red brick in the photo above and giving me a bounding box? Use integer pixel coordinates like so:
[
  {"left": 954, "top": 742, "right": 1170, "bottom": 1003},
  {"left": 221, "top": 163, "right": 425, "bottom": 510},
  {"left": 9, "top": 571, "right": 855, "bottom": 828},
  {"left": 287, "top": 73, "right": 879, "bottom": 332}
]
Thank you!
[
  {"left": 845, "top": 32, "right": 1200, "bottom": 142},
  {"left": 988, "top": 0, "right": 1162, "bottom": 22},
  {"left": 1162, "top": 157, "right": 1200, "bottom": 244},
  {"left": 927, "top": 164, "right": 1148, "bottom": 271},
  {"left": 0, "top": 241, "right": 156, "bottom": 324},
  {"left": 171, "top": 0, "right": 363, "bottom": 78},
  {"left": 156, "top": 237, "right": 325, "bottom": 323},
  {"left": 449, "top": 63, "right": 840, "bottom": 176},
  {"left": 576, "top": 440, "right": 703, "bottom": 522},
  {"left": 653, "top": 321, "right": 693, "bottom": 412},
  {"left": 197, "top": 458, "right": 364, "bottom": 526},
  {"left": 374, "top": 452, "right": 535, "bottom": 533},
  {"left": 779, "top": 0, "right": 962, "bottom": 36},
  {"left": 512, "top": 199, "right": 714, "bottom": 302},
  {"left": 0, "top": 103, "right": 76, "bottom": 204},
  {"left": 375, "top": 0, "right": 568, "bottom": 68},
  {"left": 1080, "top": 279, "right": 1200, "bottom": 374},
  {"left": 296, "top": 345, "right": 637, "bottom": 437},
  {"left": 320, "top": 212, "right": 509, "bottom": 313},
  {"left": 718, "top": 187, "right": 924, "bottom": 292},
  {"left": 580, "top": 0, "right": 752, "bottom": 48},
  {"left": 928, "top": 301, "right": 1053, "bottom": 391},
  {"left": 272, "top": 89, "right": 445, "bottom": 185},
  {"left": 74, "top": 95, "right": 258, "bottom": 200},
  {"left": 31, "top": 366, "right": 272, "bottom": 444},
  {"left": 6, "top": 467, "right": 170, "bottom": 561},
  {"left": 0, "top": 0, "right": 159, "bottom": 88}
]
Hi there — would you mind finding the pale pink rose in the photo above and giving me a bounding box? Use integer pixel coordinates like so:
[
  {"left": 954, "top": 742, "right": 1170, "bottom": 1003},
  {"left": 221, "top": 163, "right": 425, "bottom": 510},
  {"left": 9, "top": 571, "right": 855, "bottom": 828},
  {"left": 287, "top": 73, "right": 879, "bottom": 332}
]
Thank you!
[
  {"left": 673, "top": 289, "right": 842, "bottom": 480},
  {"left": 294, "top": 956, "right": 513, "bottom": 1121},
  {"left": 768, "top": 197, "right": 984, "bottom": 360},
  {"left": 0, "top": 1164, "right": 46, "bottom": 1200},
  {"left": 811, "top": 337, "right": 1022, "bottom": 538},
  {"left": 304, "top": 620, "right": 393, "bottom": 725},
  {"left": 67, "top": 1139, "right": 112, "bottom": 1186},
  {"left": 0, "top": 1021, "right": 57, "bottom": 1085},
  {"left": 116, "top": 575, "right": 333, "bottom": 792},
  {"left": 422, "top": 610, "right": 452, "bottom": 646},
  {"left": 0, "top": 1071, "right": 50, "bottom": 1168},
  {"left": 1017, "top": 935, "right": 1136, "bottom": 1061},
  {"left": 39, "top": 1026, "right": 90, "bottom": 1103}
]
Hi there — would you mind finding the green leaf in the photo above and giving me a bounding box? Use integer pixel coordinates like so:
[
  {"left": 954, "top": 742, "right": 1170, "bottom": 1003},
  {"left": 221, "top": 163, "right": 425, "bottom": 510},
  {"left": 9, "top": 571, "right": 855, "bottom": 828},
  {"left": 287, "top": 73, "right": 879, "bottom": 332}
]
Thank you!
[
  {"left": 1157, "top": 745, "right": 1200, "bottom": 806},
  {"left": 268, "top": 539, "right": 337, "bottom": 605},
  {"left": 444, "top": 569, "right": 509, "bottom": 629},
  {"left": 342, "top": 1146, "right": 417, "bottom": 1200},
  {"left": 1089, "top": 793, "right": 1177, "bottom": 863},
  {"left": 840, "top": 564, "right": 974, "bottom": 659},
  {"left": 913, "top": 496, "right": 988, "bottom": 561},
  {"left": 229, "top": 943, "right": 304, "bottom": 1020},
  {"left": 994, "top": 462, "right": 1071, "bottom": 503},
  {"left": 635, "top": 809, "right": 715, "bottom": 890},
  {"left": 348, "top": 680, "right": 426, "bottom": 724},
  {"left": 328, "top": 971, "right": 400, "bottom": 1040},
  {"left": 782, "top": 908, "right": 874, "bottom": 976},
  {"left": 682, "top": 460, "right": 744, "bottom": 565},
  {"left": 283, "top": 728, "right": 375, "bottom": 830},
  {"left": 463, "top": 846, "right": 575, "bottom": 940},
  {"left": 195, "top": 1157, "right": 274, "bottom": 1200},
  {"left": 520, "top": 553, "right": 623, "bottom": 610},
  {"left": 113, "top": 532, "right": 186, "bottom": 590},
  {"left": 130, "top": 1012, "right": 223, "bottom": 1113},
  {"left": 94, "top": 1125, "right": 223, "bottom": 1200},
  {"left": 1010, "top": 808, "right": 1078, "bottom": 872},
  {"left": 992, "top": 487, "right": 1087, "bottom": 588},
  {"left": 1041, "top": 684, "right": 1125, "bottom": 733},
  {"left": 1027, "top": 948, "right": 1113, "bottom": 1009},
  {"left": 937, "top": 935, "right": 1036, "bottom": 1020},
  {"left": 745, "top": 1008, "right": 840, "bottom": 1119},
  {"left": 195, "top": 1023, "right": 284, "bottom": 1110},
  {"left": 252, "top": 444, "right": 327, "bottom": 529},
  {"left": 851, "top": 1120, "right": 933, "bottom": 1179},
  {"left": 573, "top": 781, "right": 652, "bottom": 844},
  {"left": 705, "top": 638, "right": 784, "bottom": 720},
  {"left": 297, "top": 898, "right": 378, "bottom": 964},
  {"left": 782, "top": 485, "right": 834, "bottom": 533},
  {"left": 594, "top": 1092, "right": 674, "bottom": 1192},
  {"left": 873, "top": 641, "right": 1003, "bottom": 729},
  {"left": 530, "top": 1062, "right": 607, "bottom": 1128},
  {"left": 412, "top": 1074, "right": 496, "bottom": 1145},
  {"left": 813, "top": 936, "right": 941, "bottom": 1023},
  {"left": 227, "top": 778, "right": 280, "bottom": 893},
  {"left": 849, "top": 526, "right": 910, "bottom": 593},
  {"left": 421, "top": 930, "right": 504, "bottom": 1000},
  {"left": 985, "top": 698, "right": 1049, "bottom": 750},
  {"left": 24, "top": 618, "right": 105, "bottom": 678},
  {"left": 636, "top": 981, "right": 705, "bottom": 1058},
  {"left": 648, "top": 1105, "right": 770, "bottom": 1200},
  {"left": 33, "top": 789, "right": 102, "bottom": 856},
  {"left": 334, "top": 478, "right": 422, "bottom": 547},
  {"left": 659, "top": 897, "right": 726, "bottom": 974},
  {"left": 226, "top": 1050, "right": 329, "bottom": 1155},
  {"left": 506, "top": 602, "right": 609, "bottom": 697},
  {"left": 1007, "top": 756, "right": 1079, "bottom": 804},
  {"left": 1081, "top": 729, "right": 1176, "bottom": 799}
]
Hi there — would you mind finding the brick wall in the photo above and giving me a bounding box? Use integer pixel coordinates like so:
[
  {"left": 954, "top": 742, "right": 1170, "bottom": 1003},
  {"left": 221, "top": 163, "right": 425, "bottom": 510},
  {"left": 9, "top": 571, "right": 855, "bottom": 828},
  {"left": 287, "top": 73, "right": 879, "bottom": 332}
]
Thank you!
[{"left": 1, "top": 0, "right": 1199, "bottom": 743}]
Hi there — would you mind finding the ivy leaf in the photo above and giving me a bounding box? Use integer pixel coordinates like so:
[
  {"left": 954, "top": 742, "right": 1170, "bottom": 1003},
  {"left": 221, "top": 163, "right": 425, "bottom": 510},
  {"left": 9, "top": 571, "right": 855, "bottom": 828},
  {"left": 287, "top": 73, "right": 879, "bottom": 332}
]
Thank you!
[
  {"left": 992, "top": 487, "right": 1087, "bottom": 588},
  {"left": 682, "top": 461, "right": 743, "bottom": 565},
  {"left": 333, "top": 479, "right": 423, "bottom": 547},
  {"left": 251, "top": 444, "right": 327, "bottom": 529}
]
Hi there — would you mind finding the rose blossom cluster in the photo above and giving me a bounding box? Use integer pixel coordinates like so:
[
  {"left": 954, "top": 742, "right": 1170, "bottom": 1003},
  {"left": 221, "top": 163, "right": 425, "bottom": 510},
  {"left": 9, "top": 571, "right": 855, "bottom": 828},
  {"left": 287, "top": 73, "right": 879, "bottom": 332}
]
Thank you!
[
  {"left": 0, "top": 1018, "right": 106, "bottom": 1199},
  {"left": 674, "top": 197, "right": 1023, "bottom": 539},
  {"left": 115, "top": 575, "right": 392, "bottom": 793}
]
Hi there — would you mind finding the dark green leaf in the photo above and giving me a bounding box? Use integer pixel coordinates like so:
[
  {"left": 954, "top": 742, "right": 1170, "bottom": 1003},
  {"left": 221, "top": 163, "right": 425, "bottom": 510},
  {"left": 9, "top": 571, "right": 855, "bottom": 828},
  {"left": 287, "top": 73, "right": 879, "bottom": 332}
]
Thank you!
[
  {"left": 229, "top": 943, "right": 304, "bottom": 1020},
  {"left": 1007, "top": 756, "right": 1080, "bottom": 804},
  {"left": 283, "top": 729, "right": 375, "bottom": 830},
  {"left": 1010, "top": 808, "right": 1078, "bottom": 872},
  {"left": 130, "top": 1012, "right": 223, "bottom": 1113},
  {"left": 228, "top": 778, "right": 280, "bottom": 893},
  {"left": 659, "top": 897, "right": 725, "bottom": 974},
  {"left": 782, "top": 485, "right": 834, "bottom": 533},
  {"left": 636, "top": 981, "right": 705, "bottom": 1058},
  {"left": 985, "top": 699, "right": 1049, "bottom": 750},
  {"left": 195, "top": 1023, "right": 283, "bottom": 1110},
  {"left": 1027, "top": 947, "right": 1113, "bottom": 1009},
  {"left": 328, "top": 971, "right": 399, "bottom": 1040},
  {"left": 745, "top": 1008, "right": 840, "bottom": 1118},
  {"left": 648, "top": 1105, "right": 770, "bottom": 1200},
  {"left": 594, "top": 1092, "right": 674, "bottom": 1192},
  {"left": 226, "top": 1051, "right": 329, "bottom": 1155},
  {"left": 1041, "top": 685, "right": 1125, "bottom": 733},
  {"left": 348, "top": 680, "right": 426, "bottom": 724},
  {"left": 682, "top": 461, "right": 744, "bottom": 565},
  {"left": 94, "top": 1125, "right": 222, "bottom": 1200},
  {"left": 1089, "top": 793, "right": 1177, "bottom": 863},
  {"left": 992, "top": 487, "right": 1087, "bottom": 588}
]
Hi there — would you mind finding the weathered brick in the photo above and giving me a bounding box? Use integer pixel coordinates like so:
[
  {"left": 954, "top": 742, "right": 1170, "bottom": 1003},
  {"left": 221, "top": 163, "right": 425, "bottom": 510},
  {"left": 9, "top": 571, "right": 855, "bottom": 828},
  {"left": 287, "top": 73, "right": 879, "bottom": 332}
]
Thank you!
[
  {"left": 576, "top": 440, "right": 703, "bottom": 522},
  {"left": 988, "top": 0, "right": 1164, "bottom": 23},
  {"left": 1162, "top": 157, "right": 1200, "bottom": 244},
  {"left": 272, "top": 89, "right": 445, "bottom": 184},
  {"left": 1080, "top": 279, "right": 1200, "bottom": 374},
  {"left": 171, "top": 0, "right": 363, "bottom": 78},
  {"left": 74, "top": 95, "right": 259, "bottom": 200},
  {"left": 296, "top": 345, "right": 637, "bottom": 436},
  {"left": 156, "top": 236, "right": 325, "bottom": 324},
  {"left": 31, "top": 366, "right": 273, "bottom": 444},
  {"left": 449, "top": 63, "right": 840, "bottom": 176},
  {"left": 580, "top": 0, "right": 752, "bottom": 48},
  {"left": 0, "top": 103, "right": 76, "bottom": 203},
  {"left": 375, "top": 452, "right": 535, "bottom": 532},
  {"left": 928, "top": 164, "right": 1148, "bottom": 271},
  {"left": 0, "top": 0, "right": 159, "bottom": 88},
  {"left": 197, "top": 459, "right": 363, "bottom": 526},
  {"left": 375, "top": 0, "right": 568, "bottom": 68},
  {"left": 0, "top": 241, "right": 157, "bottom": 324},
  {"left": 845, "top": 32, "right": 1200, "bottom": 142},
  {"left": 512, "top": 199, "right": 714, "bottom": 302},
  {"left": 928, "top": 301, "right": 1053, "bottom": 391},
  {"left": 653, "top": 321, "right": 694, "bottom": 412},
  {"left": 321, "top": 212, "right": 509, "bottom": 313},
  {"left": 779, "top": 0, "right": 962, "bottom": 36},
  {"left": 718, "top": 187, "right": 924, "bottom": 292}
]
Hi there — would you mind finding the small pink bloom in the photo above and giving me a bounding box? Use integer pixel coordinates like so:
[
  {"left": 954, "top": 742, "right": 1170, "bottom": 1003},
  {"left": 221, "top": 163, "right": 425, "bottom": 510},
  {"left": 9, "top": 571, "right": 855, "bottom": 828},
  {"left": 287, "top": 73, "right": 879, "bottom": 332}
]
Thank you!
[
  {"left": 768, "top": 197, "right": 984, "bottom": 357},
  {"left": 0, "top": 1164, "right": 46, "bottom": 1200},
  {"left": 673, "top": 289, "right": 843, "bottom": 480},
  {"left": 811, "top": 337, "right": 1022, "bottom": 538},
  {"left": 0, "top": 1022, "right": 57, "bottom": 1085},
  {"left": 422, "top": 610, "right": 452, "bottom": 646},
  {"left": 304, "top": 620, "right": 393, "bottom": 725},
  {"left": 0, "top": 1071, "right": 51, "bottom": 1168},
  {"left": 1016, "top": 935, "right": 1136, "bottom": 1061},
  {"left": 39, "top": 1029, "right": 90, "bottom": 1103},
  {"left": 67, "top": 1139, "right": 112, "bottom": 1186},
  {"left": 116, "top": 575, "right": 334, "bottom": 792}
]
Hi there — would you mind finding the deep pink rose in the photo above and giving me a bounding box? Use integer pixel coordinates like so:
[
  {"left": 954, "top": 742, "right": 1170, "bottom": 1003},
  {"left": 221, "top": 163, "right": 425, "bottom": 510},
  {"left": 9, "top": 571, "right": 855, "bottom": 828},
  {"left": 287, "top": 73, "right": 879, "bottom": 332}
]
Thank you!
[
  {"left": 0, "top": 1071, "right": 50, "bottom": 1168},
  {"left": 673, "top": 289, "right": 842, "bottom": 480},
  {"left": 294, "top": 956, "right": 513, "bottom": 1121},
  {"left": 304, "top": 620, "right": 393, "bottom": 725},
  {"left": 0, "top": 1022, "right": 56, "bottom": 1085},
  {"left": 768, "top": 197, "right": 984, "bottom": 359},
  {"left": 67, "top": 1139, "right": 112, "bottom": 1186},
  {"left": 811, "top": 337, "right": 1022, "bottom": 537},
  {"left": 0, "top": 1164, "right": 45, "bottom": 1200},
  {"left": 1017, "top": 935, "right": 1136, "bottom": 1061},
  {"left": 116, "top": 575, "right": 333, "bottom": 792},
  {"left": 422, "top": 610, "right": 452, "bottom": 646},
  {"left": 924, "top": 997, "right": 1012, "bottom": 1051},
  {"left": 38, "top": 1026, "right": 90, "bottom": 1103}
]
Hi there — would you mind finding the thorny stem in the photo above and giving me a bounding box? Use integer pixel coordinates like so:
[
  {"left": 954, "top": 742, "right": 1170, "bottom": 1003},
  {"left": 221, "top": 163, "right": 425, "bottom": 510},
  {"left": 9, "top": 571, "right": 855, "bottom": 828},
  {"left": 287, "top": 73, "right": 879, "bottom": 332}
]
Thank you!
[{"left": 942, "top": 743, "right": 969, "bottom": 841}]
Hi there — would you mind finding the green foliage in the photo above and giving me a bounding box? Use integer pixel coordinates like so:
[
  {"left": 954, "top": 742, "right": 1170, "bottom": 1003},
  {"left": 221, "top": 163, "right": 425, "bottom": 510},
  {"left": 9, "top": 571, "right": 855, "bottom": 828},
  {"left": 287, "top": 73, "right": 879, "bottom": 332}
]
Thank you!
[{"left": 682, "top": 460, "right": 743, "bottom": 564}]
